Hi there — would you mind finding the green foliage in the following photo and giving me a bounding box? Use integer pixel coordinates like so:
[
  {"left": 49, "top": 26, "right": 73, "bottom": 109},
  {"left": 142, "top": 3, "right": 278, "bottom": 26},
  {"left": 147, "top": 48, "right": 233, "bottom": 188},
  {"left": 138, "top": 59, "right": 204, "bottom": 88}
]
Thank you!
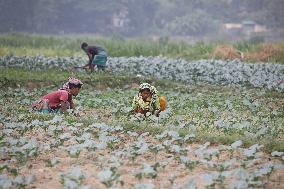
[
  {"left": 166, "top": 10, "right": 220, "bottom": 36},
  {"left": 0, "top": 66, "right": 283, "bottom": 188},
  {"left": 1, "top": 68, "right": 283, "bottom": 153},
  {"left": 2, "top": 33, "right": 284, "bottom": 63},
  {"left": 0, "top": 0, "right": 283, "bottom": 36},
  {"left": 0, "top": 68, "right": 184, "bottom": 91}
]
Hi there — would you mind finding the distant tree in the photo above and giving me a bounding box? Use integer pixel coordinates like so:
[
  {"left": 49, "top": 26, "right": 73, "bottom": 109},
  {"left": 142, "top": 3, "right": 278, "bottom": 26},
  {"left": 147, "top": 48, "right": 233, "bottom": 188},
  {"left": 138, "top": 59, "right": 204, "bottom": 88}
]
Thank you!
[
  {"left": 152, "top": 0, "right": 177, "bottom": 29},
  {"left": 124, "top": 0, "right": 160, "bottom": 36},
  {"left": 228, "top": 0, "right": 284, "bottom": 29},
  {"left": 0, "top": 0, "right": 283, "bottom": 35},
  {"left": 199, "top": 0, "right": 232, "bottom": 21},
  {"left": 32, "top": 0, "right": 59, "bottom": 33},
  {"left": 166, "top": 10, "right": 220, "bottom": 36},
  {"left": 73, "top": 0, "right": 126, "bottom": 34},
  {"left": 263, "top": 0, "right": 284, "bottom": 28},
  {"left": 0, "top": 0, "right": 36, "bottom": 32}
]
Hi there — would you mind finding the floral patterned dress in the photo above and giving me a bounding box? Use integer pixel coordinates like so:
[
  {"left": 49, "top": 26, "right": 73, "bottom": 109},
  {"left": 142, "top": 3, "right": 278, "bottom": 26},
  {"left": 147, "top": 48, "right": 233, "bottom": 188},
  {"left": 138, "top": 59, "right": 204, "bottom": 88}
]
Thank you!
[{"left": 132, "top": 85, "right": 160, "bottom": 115}]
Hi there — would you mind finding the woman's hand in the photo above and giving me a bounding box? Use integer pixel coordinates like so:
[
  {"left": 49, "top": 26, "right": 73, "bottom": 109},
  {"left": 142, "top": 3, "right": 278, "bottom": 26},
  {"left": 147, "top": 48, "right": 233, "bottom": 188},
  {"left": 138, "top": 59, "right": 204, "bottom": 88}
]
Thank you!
[
  {"left": 154, "top": 109, "right": 162, "bottom": 117},
  {"left": 60, "top": 101, "right": 67, "bottom": 114}
]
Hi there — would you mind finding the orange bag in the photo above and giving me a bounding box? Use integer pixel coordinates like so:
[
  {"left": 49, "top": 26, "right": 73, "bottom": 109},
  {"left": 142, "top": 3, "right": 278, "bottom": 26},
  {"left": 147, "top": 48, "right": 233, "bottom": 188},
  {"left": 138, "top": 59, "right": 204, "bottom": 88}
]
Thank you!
[{"left": 159, "top": 96, "right": 167, "bottom": 111}]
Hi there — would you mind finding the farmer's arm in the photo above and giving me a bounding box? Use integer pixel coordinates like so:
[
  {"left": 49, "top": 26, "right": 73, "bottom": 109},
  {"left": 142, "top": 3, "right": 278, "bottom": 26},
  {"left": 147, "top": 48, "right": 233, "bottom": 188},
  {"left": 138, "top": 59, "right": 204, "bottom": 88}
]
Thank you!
[
  {"left": 70, "top": 100, "right": 75, "bottom": 110},
  {"left": 154, "top": 99, "right": 161, "bottom": 116},
  {"left": 82, "top": 51, "right": 93, "bottom": 66},
  {"left": 69, "top": 100, "right": 79, "bottom": 116},
  {"left": 155, "top": 109, "right": 162, "bottom": 116},
  {"left": 60, "top": 101, "right": 68, "bottom": 114},
  {"left": 132, "top": 96, "right": 138, "bottom": 112},
  {"left": 82, "top": 63, "right": 91, "bottom": 68},
  {"left": 88, "top": 53, "right": 93, "bottom": 64},
  {"left": 84, "top": 53, "right": 96, "bottom": 72},
  {"left": 59, "top": 91, "right": 69, "bottom": 114}
]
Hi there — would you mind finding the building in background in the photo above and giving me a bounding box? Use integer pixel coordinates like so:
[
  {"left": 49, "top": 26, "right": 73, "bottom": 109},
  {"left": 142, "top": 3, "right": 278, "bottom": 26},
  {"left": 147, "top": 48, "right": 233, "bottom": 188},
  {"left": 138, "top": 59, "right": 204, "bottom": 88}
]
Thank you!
[
  {"left": 223, "top": 20, "right": 268, "bottom": 37},
  {"left": 112, "top": 8, "right": 129, "bottom": 28}
]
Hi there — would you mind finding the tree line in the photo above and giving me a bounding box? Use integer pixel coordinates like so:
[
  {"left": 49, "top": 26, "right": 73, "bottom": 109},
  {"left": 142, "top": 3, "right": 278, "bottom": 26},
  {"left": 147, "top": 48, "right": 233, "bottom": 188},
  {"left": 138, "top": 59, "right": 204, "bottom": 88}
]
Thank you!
[{"left": 0, "top": 0, "right": 283, "bottom": 36}]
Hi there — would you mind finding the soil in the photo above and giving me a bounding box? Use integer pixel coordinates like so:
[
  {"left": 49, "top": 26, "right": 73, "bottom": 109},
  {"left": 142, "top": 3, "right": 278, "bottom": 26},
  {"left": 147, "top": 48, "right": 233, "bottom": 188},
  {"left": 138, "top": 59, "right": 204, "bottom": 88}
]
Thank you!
[
  {"left": 14, "top": 109, "right": 283, "bottom": 189},
  {"left": 2, "top": 107, "right": 283, "bottom": 189}
]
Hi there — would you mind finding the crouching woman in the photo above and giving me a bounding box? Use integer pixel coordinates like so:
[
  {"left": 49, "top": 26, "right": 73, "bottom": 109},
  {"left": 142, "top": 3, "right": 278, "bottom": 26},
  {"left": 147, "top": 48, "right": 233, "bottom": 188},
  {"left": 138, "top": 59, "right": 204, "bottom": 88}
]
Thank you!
[
  {"left": 32, "top": 77, "right": 83, "bottom": 114},
  {"left": 132, "top": 83, "right": 166, "bottom": 117}
]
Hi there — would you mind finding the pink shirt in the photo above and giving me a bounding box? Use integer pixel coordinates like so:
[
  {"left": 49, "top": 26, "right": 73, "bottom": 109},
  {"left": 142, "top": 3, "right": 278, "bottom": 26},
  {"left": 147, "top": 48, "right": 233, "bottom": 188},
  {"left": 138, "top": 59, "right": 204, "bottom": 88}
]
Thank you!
[{"left": 42, "top": 90, "right": 74, "bottom": 109}]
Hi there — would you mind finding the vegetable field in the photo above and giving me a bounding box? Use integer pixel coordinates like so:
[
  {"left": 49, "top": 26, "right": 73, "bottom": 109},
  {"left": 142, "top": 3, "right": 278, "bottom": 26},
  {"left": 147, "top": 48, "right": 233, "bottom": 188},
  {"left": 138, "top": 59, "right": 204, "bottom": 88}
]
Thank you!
[{"left": 0, "top": 54, "right": 283, "bottom": 188}]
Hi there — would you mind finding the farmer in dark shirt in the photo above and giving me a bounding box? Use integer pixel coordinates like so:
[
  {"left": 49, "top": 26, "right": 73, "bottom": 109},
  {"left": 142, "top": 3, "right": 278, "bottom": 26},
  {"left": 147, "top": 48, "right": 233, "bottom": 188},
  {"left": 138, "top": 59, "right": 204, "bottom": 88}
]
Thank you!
[{"left": 81, "top": 42, "right": 107, "bottom": 72}]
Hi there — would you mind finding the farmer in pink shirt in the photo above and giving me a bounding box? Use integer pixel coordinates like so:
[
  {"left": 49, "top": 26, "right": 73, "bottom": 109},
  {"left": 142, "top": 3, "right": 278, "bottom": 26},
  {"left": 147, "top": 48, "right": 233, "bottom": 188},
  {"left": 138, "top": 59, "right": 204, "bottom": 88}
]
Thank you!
[{"left": 32, "top": 77, "right": 83, "bottom": 114}]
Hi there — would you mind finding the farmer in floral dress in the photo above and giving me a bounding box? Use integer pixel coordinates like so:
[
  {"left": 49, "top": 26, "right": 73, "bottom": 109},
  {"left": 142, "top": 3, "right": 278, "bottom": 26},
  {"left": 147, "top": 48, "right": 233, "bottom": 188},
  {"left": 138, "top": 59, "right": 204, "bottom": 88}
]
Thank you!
[
  {"left": 32, "top": 77, "right": 83, "bottom": 114},
  {"left": 132, "top": 83, "right": 166, "bottom": 117},
  {"left": 81, "top": 42, "right": 107, "bottom": 72}
]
